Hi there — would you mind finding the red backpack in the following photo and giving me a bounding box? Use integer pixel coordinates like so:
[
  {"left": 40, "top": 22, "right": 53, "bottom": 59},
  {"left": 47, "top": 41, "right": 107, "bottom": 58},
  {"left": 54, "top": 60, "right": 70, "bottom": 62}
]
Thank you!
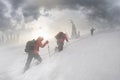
[{"left": 55, "top": 32, "right": 64, "bottom": 39}]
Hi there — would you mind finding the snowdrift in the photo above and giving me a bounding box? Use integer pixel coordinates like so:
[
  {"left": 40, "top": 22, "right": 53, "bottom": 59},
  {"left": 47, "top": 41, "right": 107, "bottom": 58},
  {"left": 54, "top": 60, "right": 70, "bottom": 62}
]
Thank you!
[{"left": 1, "top": 30, "right": 120, "bottom": 80}]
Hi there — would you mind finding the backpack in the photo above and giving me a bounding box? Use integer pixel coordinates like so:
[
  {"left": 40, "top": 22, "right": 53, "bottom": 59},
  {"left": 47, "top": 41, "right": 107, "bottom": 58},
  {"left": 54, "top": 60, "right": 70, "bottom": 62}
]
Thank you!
[
  {"left": 25, "top": 39, "right": 36, "bottom": 53},
  {"left": 55, "top": 32, "right": 64, "bottom": 39}
]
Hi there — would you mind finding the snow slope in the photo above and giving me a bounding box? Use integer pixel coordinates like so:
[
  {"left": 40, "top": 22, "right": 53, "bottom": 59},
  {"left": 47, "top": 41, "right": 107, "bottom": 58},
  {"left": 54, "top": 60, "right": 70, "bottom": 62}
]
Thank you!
[{"left": 0, "top": 30, "right": 120, "bottom": 80}]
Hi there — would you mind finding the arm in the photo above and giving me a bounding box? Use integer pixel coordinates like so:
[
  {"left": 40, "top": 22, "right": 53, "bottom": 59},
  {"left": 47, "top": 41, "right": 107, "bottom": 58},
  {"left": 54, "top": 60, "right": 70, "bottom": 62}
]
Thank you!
[
  {"left": 40, "top": 41, "right": 49, "bottom": 48},
  {"left": 64, "top": 34, "right": 68, "bottom": 42}
]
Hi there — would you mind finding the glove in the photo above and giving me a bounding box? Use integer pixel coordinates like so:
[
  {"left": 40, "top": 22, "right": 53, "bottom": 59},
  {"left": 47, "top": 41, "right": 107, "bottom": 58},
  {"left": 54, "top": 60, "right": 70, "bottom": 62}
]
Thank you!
[{"left": 45, "top": 40, "right": 49, "bottom": 44}]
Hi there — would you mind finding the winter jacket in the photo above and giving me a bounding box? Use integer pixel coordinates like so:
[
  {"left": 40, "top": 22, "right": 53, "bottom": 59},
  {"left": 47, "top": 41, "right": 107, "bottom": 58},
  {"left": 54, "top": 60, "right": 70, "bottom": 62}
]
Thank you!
[
  {"left": 56, "top": 33, "right": 68, "bottom": 43},
  {"left": 33, "top": 37, "right": 48, "bottom": 54}
]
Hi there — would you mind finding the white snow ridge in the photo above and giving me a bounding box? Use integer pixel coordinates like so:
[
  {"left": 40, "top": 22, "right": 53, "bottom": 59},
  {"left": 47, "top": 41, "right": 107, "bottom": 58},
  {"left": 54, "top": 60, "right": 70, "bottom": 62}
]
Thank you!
[{"left": 0, "top": 30, "right": 120, "bottom": 80}]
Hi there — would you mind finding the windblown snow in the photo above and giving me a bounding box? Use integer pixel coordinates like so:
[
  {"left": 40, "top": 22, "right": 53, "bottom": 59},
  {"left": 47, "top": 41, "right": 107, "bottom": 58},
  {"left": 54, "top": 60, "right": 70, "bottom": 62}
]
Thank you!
[{"left": 0, "top": 30, "right": 120, "bottom": 80}]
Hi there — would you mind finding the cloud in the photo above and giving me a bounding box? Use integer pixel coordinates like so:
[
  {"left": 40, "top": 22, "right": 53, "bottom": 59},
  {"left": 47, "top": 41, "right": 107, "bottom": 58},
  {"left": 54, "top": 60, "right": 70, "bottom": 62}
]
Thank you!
[
  {"left": 9, "top": 0, "right": 120, "bottom": 22},
  {"left": 0, "top": 0, "right": 120, "bottom": 32},
  {"left": 0, "top": 0, "right": 12, "bottom": 31}
]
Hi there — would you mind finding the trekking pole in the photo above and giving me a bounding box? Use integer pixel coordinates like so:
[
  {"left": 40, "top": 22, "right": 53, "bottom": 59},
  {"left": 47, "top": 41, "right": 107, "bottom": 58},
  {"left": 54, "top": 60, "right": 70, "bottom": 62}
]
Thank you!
[
  {"left": 64, "top": 42, "right": 68, "bottom": 49},
  {"left": 48, "top": 44, "right": 50, "bottom": 57}
]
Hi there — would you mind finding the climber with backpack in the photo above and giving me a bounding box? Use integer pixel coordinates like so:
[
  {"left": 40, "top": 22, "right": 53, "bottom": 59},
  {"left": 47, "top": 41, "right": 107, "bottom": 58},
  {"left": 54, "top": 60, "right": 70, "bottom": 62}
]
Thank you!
[
  {"left": 55, "top": 32, "right": 68, "bottom": 52},
  {"left": 24, "top": 36, "right": 49, "bottom": 72}
]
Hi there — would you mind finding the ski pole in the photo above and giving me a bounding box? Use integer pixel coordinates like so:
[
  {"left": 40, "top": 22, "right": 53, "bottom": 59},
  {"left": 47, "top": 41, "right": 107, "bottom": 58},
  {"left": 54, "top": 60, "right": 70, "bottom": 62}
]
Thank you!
[{"left": 48, "top": 45, "right": 50, "bottom": 57}]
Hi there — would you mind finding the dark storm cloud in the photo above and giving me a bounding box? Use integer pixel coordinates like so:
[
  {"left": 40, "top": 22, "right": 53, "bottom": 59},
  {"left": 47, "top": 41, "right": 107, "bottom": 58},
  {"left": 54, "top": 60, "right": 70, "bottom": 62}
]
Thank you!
[
  {"left": 0, "top": 15, "right": 12, "bottom": 31},
  {"left": 8, "top": 0, "right": 49, "bottom": 22},
  {"left": 10, "top": 0, "right": 120, "bottom": 24},
  {"left": 61, "top": 0, "right": 120, "bottom": 26},
  {"left": 0, "top": 0, "right": 120, "bottom": 31},
  {"left": 8, "top": 0, "right": 25, "bottom": 9},
  {"left": 0, "top": 0, "right": 12, "bottom": 31},
  {"left": 22, "top": 5, "right": 40, "bottom": 22},
  {"left": 10, "top": 0, "right": 116, "bottom": 18}
]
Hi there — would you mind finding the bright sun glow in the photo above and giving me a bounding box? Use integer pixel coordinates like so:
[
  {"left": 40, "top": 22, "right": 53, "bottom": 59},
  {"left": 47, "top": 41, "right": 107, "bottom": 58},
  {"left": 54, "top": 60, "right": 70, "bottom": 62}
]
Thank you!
[{"left": 32, "top": 28, "right": 52, "bottom": 40}]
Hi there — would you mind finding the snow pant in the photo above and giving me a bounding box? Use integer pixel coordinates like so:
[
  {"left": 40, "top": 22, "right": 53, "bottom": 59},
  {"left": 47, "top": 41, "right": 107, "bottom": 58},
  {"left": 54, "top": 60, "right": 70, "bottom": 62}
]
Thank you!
[
  {"left": 57, "top": 42, "right": 64, "bottom": 52},
  {"left": 91, "top": 31, "right": 94, "bottom": 36},
  {"left": 24, "top": 52, "right": 42, "bottom": 72}
]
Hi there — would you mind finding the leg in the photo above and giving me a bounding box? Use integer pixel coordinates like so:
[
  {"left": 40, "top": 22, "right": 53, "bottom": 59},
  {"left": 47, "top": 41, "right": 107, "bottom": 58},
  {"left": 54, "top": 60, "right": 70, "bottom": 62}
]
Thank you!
[
  {"left": 24, "top": 53, "right": 33, "bottom": 72},
  {"left": 58, "top": 42, "right": 64, "bottom": 51},
  {"left": 91, "top": 30, "right": 93, "bottom": 36},
  {"left": 34, "top": 53, "right": 42, "bottom": 64},
  {"left": 57, "top": 42, "right": 61, "bottom": 51},
  {"left": 55, "top": 46, "right": 58, "bottom": 52}
]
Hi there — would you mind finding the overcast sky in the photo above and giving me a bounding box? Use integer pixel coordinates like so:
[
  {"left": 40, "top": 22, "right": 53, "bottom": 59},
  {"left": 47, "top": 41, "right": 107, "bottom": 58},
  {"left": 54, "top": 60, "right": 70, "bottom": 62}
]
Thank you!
[{"left": 0, "top": 0, "right": 120, "bottom": 38}]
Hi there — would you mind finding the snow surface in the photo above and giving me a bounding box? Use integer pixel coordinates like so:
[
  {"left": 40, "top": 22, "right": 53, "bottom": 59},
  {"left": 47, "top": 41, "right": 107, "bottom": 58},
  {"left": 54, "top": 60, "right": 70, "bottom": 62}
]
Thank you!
[{"left": 0, "top": 30, "right": 120, "bottom": 80}]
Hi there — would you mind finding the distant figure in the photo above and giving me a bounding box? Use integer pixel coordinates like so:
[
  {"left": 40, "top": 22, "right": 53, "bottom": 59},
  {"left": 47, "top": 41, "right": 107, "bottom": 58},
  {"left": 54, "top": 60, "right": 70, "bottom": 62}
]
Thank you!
[
  {"left": 77, "top": 31, "right": 80, "bottom": 38},
  {"left": 70, "top": 20, "right": 77, "bottom": 39},
  {"left": 55, "top": 32, "right": 68, "bottom": 52},
  {"left": 1, "top": 35, "right": 4, "bottom": 43},
  {"left": 24, "top": 36, "right": 49, "bottom": 72},
  {"left": 90, "top": 27, "right": 95, "bottom": 36}
]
